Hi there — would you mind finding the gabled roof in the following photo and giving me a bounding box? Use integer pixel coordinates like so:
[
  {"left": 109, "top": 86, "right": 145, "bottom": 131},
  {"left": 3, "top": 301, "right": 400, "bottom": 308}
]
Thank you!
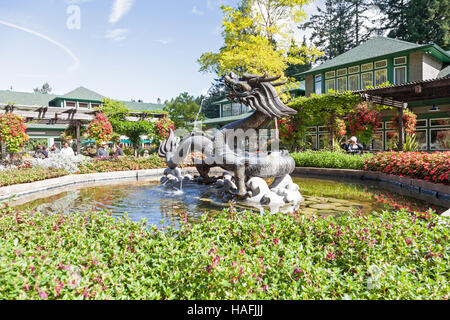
[
  {"left": 300, "top": 37, "right": 450, "bottom": 76},
  {"left": 0, "top": 90, "right": 58, "bottom": 106},
  {"left": 61, "top": 86, "right": 105, "bottom": 101}
]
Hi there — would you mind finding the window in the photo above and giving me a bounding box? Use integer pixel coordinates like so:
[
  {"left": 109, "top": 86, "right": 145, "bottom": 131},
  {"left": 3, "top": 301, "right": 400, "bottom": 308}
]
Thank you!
[
  {"left": 361, "top": 63, "right": 373, "bottom": 72},
  {"left": 349, "top": 66, "right": 360, "bottom": 74},
  {"left": 416, "top": 119, "right": 427, "bottom": 128},
  {"left": 337, "top": 77, "right": 347, "bottom": 92},
  {"left": 385, "top": 121, "right": 395, "bottom": 130},
  {"left": 371, "top": 132, "right": 384, "bottom": 151},
  {"left": 305, "top": 135, "right": 318, "bottom": 150},
  {"left": 385, "top": 131, "right": 399, "bottom": 150},
  {"left": 337, "top": 68, "right": 347, "bottom": 76},
  {"left": 415, "top": 130, "right": 428, "bottom": 151},
  {"left": 231, "top": 103, "right": 241, "bottom": 116},
  {"left": 319, "top": 133, "right": 331, "bottom": 149},
  {"left": 375, "top": 69, "right": 388, "bottom": 86},
  {"left": 66, "top": 101, "right": 76, "bottom": 107},
  {"left": 307, "top": 126, "right": 317, "bottom": 133},
  {"left": 91, "top": 104, "right": 100, "bottom": 109},
  {"left": 222, "top": 104, "right": 232, "bottom": 117},
  {"left": 348, "top": 74, "right": 360, "bottom": 91},
  {"left": 325, "top": 71, "right": 335, "bottom": 79},
  {"left": 325, "top": 79, "right": 335, "bottom": 92},
  {"left": 394, "top": 66, "right": 407, "bottom": 84},
  {"left": 375, "top": 60, "right": 388, "bottom": 69},
  {"left": 394, "top": 56, "right": 407, "bottom": 65},
  {"left": 79, "top": 102, "right": 88, "bottom": 109},
  {"left": 430, "top": 129, "right": 450, "bottom": 150},
  {"left": 361, "top": 72, "right": 373, "bottom": 88},
  {"left": 315, "top": 75, "right": 322, "bottom": 94},
  {"left": 318, "top": 126, "right": 330, "bottom": 133},
  {"left": 430, "top": 118, "right": 450, "bottom": 127}
]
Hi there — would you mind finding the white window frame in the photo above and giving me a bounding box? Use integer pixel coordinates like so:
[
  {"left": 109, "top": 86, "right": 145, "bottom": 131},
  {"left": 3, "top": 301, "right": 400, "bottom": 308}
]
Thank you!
[
  {"left": 375, "top": 68, "right": 388, "bottom": 86},
  {"left": 394, "top": 56, "right": 407, "bottom": 66},
  {"left": 325, "top": 79, "right": 335, "bottom": 92},
  {"left": 337, "top": 76, "right": 347, "bottom": 92},
  {"left": 430, "top": 128, "right": 450, "bottom": 151},
  {"left": 337, "top": 68, "right": 347, "bottom": 76},
  {"left": 375, "top": 59, "right": 388, "bottom": 69},
  {"left": 430, "top": 118, "right": 450, "bottom": 127},
  {"left": 315, "top": 75, "right": 322, "bottom": 94},
  {"left": 325, "top": 71, "right": 335, "bottom": 79},
  {"left": 361, "top": 71, "right": 373, "bottom": 88},
  {"left": 414, "top": 129, "right": 428, "bottom": 151},
  {"left": 361, "top": 62, "right": 373, "bottom": 72},
  {"left": 348, "top": 74, "right": 360, "bottom": 91},
  {"left": 349, "top": 66, "right": 360, "bottom": 74},
  {"left": 371, "top": 131, "right": 384, "bottom": 151},
  {"left": 394, "top": 66, "right": 407, "bottom": 85}
]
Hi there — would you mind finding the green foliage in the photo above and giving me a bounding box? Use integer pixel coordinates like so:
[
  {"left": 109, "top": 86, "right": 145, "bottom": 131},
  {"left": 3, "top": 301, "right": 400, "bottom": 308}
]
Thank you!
[
  {"left": 374, "top": 0, "right": 449, "bottom": 50},
  {"left": 404, "top": 134, "right": 419, "bottom": 152},
  {"left": 198, "top": 0, "right": 322, "bottom": 87},
  {"left": 79, "top": 155, "right": 166, "bottom": 174},
  {"left": 0, "top": 167, "right": 68, "bottom": 187},
  {"left": 163, "top": 92, "right": 202, "bottom": 130},
  {"left": 291, "top": 150, "right": 373, "bottom": 170},
  {"left": 33, "top": 83, "right": 52, "bottom": 94},
  {"left": 286, "top": 92, "right": 361, "bottom": 146},
  {"left": 0, "top": 206, "right": 447, "bottom": 299},
  {"left": 0, "top": 113, "right": 29, "bottom": 153}
]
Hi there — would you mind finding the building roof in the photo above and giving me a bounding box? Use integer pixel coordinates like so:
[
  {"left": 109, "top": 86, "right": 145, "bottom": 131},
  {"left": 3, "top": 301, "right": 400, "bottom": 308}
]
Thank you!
[
  {"left": 437, "top": 65, "right": 450, "bottom": 78},
  {"left": 0, "top": 90, "right": 58, "bottom": 106},
  {"left": 61, "top": 87, "right": 105, "bottom": 101},
  {"left": 300, "top": 37, "right": 450, "bottom": 76},
  {"left": 202, "top": 112, "right": 253, "bottom": 125},
  {"left": 0, "top": 86, "right": 164, "bottom": 111}
]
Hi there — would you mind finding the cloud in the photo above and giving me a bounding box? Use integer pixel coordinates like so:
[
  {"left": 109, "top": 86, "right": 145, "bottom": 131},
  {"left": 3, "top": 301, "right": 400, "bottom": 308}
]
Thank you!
[
  {"left": 109, "top": 0, "right": 134, "bottom": 24},
  {"left": 0, "top": 19, "right": 80, "bottom": 72},
  {"left": 155, "top": 38, "right": 173, "bottom": 45},
  {"left": 105, "top": 28, "right": 130, "bottom": 41},
  {"left": 192, "top": 6, "right": 204, "bottom": 16},
  {"left": 206, "top": 0, "right": 214, "bottom": 10}
]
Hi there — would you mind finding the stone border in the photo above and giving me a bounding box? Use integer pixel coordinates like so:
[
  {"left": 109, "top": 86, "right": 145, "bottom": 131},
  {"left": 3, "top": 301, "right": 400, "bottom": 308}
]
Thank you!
[
  {"left": 0, "top": 168, "right": 224, "bottom": 202},
  {"left": 294, "top": 167, "right": 450, "bottom": 207}
]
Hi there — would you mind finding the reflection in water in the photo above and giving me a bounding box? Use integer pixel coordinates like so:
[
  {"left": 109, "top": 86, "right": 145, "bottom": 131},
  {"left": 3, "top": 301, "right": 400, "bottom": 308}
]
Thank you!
[{"left": 13, "top": 177, "right": 447, "bottom": 228}]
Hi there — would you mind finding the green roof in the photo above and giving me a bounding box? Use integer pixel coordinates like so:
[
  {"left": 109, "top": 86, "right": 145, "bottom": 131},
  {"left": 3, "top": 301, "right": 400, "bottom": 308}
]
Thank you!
[
  {"left": 300, "top": 37, "right": 450, "bottom": 76},
  {"left": 0, "top": 90, "right": 58, "bottom": 106},
  {"left": 211, "top": 99, "right": 230, "bottom": 106},
  {"left": 61, "top": 87, "right": 105, "bottom": 101},
  {"left": 438, "top": 65, "right": 450, "bottom": 78},
  {"left": 122, "top": 100, "right": 164, "bottom": 112}
]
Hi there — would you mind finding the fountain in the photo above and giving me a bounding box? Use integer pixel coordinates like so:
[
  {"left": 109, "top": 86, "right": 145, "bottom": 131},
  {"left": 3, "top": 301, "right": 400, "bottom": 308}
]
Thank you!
[{"left": 158, "top": 72, "right": 304, "bottom": 211}]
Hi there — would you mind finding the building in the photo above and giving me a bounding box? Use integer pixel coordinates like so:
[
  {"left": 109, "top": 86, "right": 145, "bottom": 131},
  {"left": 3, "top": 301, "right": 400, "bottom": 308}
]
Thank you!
[
  {"left": 0, "top": 86, "right": 164, "bottom": 149},
  {"left": 297, "top": 37, "right": 450, "bottom": 151}
]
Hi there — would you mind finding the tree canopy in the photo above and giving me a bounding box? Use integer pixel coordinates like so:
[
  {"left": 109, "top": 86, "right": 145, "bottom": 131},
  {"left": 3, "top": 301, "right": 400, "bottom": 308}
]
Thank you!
[{"left": 164, "top": 92, "right": 202, "bottom": 130}]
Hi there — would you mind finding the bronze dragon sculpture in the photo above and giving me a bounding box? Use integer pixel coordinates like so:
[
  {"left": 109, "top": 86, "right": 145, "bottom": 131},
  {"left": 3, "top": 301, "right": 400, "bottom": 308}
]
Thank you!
[{"left": 158, "top": 72, "right": 297, "bottom": 198}]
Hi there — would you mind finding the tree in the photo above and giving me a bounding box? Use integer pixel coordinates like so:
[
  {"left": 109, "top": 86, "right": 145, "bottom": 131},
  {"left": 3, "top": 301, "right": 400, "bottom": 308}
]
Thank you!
[
  {"left": 33, "top": 83, "right": 52, "bottom": 94},
  {"left": 198, "top": 0, "right": 322, "bottom": 81},
  {"left": 374, "top": 0, "right": 449, "bottom": 49},
  {"left": 164, "top": 92, "right": 202, "bottom": 129},
  {"left": 285, "top": 37, "right": 314, "bottom": 80},
  {"left": 302, "top": 0, "right": 377, "bottom": 62}
]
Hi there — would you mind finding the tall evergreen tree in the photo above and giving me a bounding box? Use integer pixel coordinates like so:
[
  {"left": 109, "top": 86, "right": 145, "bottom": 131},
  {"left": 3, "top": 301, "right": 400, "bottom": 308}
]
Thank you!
[
  {"left": 374, "top": 0, "right": 449, "bottom": 49},
  {"left": 302, "top": 0, "right": 374, "bottom": 61}
]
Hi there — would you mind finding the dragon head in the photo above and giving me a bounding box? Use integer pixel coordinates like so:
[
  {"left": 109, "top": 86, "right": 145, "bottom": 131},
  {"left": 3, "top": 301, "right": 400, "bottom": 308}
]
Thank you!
[{"left": 223, "top": 72, "right": 296, "bottom": 118}]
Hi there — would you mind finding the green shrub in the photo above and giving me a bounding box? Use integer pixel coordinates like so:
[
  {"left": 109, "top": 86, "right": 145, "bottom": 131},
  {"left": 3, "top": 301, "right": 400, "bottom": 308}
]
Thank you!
[
  {"left": 292, "top": 151, "right": 373, "bottom": 170},
  {"left": 0, "top": 206, "right": 447, "bottom": 300},
  {"left": 0, "top": 168, "right": 69, "bottom": 187}
]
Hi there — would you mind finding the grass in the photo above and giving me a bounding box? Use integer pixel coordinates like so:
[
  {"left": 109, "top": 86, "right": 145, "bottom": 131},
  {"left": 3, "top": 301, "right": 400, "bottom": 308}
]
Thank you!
[{"left": 0, "top": 204, "right": 447, "bottom": 300}]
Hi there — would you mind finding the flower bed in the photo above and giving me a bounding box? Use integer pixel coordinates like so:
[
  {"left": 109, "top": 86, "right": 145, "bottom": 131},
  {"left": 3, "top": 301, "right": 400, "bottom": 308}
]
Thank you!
[
  {"left": 0, "top": 167, "right": 69, "bottom": 188},
  {"left": 364, "top": 152, "right": 450, "bottom": 185},
  {"left": 79, "top": 155, "right": 167, "bottom": 174},
  {"left": 0, "top": 205, "right": 447, "bottom": 300},
  {"left": 292, "top": 151, "right": 373, "bottom": 170}
]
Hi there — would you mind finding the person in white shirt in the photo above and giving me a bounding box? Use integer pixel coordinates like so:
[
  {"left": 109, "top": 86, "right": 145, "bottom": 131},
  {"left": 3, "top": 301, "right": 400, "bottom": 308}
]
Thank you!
[{"left": 60, "top": 142, "right": 75, "bottom": 157}]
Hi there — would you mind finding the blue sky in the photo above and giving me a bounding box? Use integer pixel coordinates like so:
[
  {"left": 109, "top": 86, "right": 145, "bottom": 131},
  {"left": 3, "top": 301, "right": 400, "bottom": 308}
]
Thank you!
[{"left": 0, "top": 0, "right": 323, "bottom": 103}]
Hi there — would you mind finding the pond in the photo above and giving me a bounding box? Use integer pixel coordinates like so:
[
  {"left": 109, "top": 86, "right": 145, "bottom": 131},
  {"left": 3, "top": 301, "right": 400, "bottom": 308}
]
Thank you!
[{"left": 11, "top": 176, "right": 448, "bottom": 228}]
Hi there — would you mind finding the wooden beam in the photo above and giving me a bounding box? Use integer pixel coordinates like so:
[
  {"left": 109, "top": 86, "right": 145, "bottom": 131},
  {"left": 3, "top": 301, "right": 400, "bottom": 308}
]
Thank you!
[{"left": 398, "top": 108, "right": 404, "bottom": 151}]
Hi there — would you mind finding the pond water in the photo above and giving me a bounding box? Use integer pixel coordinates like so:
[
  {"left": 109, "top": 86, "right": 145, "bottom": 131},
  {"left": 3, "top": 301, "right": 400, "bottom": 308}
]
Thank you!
[{"left": 12, "top": 176, "right": 447, "bottom": 228}]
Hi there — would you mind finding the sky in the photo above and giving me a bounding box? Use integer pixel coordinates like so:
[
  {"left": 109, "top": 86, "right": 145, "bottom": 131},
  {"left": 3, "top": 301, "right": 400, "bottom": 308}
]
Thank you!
[{"left": 0, "top": 0, "right": 325, "bottom": 104}]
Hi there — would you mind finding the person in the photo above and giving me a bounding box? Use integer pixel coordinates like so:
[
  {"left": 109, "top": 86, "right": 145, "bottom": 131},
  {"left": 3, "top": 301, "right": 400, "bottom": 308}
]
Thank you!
[
  {"left": 50, "top": 144, "right": 60, "bottom": 154},
  {"left": 34, "top": 144, "right": 46, "bottom": 159},
  {"left": 42, "top": 146, "right": 49, "bottom": 158},
  {"left": 341, "top": 136, "right": 364, "bottom": 155},
  {"left": 97, "top": 142, "right": 110, "bottom": 158},
  {"left": 60, "top": 142, "right": 75, "bottom": 157},
  {"left": 114, "top": 143, "right": 124, "bottom": 157},
  {"left": 142, "top": 150, "right": 150, "bottom": 158}
]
